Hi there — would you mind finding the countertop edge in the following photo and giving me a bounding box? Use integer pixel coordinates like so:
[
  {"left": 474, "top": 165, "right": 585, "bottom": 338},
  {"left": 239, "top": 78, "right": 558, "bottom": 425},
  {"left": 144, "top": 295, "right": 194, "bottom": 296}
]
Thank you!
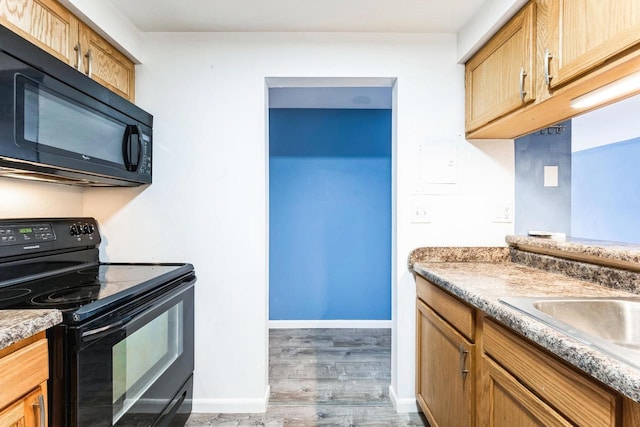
[{"left": 0, "top": 310, "right": 62, "bottom": 351}]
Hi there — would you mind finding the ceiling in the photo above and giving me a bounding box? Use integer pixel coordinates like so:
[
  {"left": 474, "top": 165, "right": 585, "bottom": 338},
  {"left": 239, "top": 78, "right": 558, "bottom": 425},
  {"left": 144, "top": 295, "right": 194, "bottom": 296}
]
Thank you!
[{"left": 107, "top": 0, "right": 486, "bottom": 33}]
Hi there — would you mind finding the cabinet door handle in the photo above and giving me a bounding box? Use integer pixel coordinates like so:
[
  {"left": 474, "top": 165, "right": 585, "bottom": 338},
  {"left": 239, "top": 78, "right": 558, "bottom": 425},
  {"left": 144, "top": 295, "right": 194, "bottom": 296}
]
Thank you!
[
  {"left": 32, "top": 394, "right": 45, "bottom": 427},
  {"left": 544, "top": 49, "right": 553, "bottom": 86},
  {"left": 519, "top": 67, "right": 528, "bottom": 102},
  {"left": 459, "top": 344, "right": 469, "bottom": 378},
  {"left": 85, "top": 49, "right": 93, "bottom": 78},
  {"left": 74, "top": 42, "right": 83, "bottom": 72}
]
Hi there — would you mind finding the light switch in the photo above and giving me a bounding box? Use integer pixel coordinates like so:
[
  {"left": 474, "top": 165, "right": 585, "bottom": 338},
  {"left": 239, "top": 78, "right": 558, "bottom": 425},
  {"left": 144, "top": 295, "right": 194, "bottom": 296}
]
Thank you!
[{"left": 544, "top": 166, "right": 559, "bottom": 187}]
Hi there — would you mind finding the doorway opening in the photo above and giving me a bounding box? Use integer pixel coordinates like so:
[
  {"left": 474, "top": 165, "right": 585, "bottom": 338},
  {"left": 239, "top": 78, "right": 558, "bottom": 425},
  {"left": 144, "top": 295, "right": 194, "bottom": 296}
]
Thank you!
[{"left": 266, "top": 77, "right": 397, "bottom": 327}]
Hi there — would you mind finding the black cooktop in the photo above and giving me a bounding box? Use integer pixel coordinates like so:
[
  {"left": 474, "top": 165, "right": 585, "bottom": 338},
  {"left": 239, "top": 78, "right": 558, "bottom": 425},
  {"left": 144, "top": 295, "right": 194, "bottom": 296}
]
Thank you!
[
  {"left": 0, "top": 217, "right": 194, "bottom": 324},
  {"left": 0, "top": 263, "right": 192, "bottom": 320}
]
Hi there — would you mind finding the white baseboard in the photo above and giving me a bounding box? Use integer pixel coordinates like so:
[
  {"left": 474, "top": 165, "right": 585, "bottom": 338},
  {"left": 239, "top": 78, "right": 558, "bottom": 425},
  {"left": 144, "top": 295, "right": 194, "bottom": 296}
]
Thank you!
[
  {"left": 191, "top": 386, "right": 270, "bottom": 414},
  {"left": 389, "top": 385, "right": 420, "bottom": 413},
  {"left": 269, "top": 320, "right": 392, "bottom": 329}
]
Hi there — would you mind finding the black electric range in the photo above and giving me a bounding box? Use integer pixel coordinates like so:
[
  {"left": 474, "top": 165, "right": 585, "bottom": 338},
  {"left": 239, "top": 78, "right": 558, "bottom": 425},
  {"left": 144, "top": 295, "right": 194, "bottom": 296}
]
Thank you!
[{"left": 0, "top": 218, "right": 195, "bottom": 426}]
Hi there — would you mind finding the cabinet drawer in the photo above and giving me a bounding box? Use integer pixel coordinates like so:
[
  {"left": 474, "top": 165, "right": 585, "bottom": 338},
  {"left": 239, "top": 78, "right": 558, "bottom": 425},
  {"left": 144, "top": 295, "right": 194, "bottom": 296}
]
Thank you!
[
  {"left": 483, "top": 319, "right": 618, "bottom": 426},
  {"left": 416, "top": 275, "right": 475, "bottom": 342},
  {"left": 483, "top": 355, "right": 572, "bottom": 426},
  {"left": 0, "top": 338, "right": 48, "bottom": 408}
]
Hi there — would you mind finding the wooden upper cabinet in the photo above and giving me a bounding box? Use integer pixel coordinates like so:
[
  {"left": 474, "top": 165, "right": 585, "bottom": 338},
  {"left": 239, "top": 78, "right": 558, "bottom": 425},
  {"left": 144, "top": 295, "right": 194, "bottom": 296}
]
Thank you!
[
  {"left": 79, "top": 23, "right": 135, "bottom": 101},
  {"left": 465, "top": 3, "right": 536, "bottom": 133},
  {"left": 548, "top": 0, "right": 640, "bottom": 88},
  {"left": 0, "top": 0, "right": 78, "bottom": 66},
  {"left": 0, "top": 0, "right": 135, "bottom": 102}
]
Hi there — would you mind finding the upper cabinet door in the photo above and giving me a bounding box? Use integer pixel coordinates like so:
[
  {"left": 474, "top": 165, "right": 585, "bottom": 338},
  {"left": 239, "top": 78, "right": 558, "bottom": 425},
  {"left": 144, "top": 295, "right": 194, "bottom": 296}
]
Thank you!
[
  {"left": 465, "top": 3, "right": 536, "bottom": 133},
  {"left": 548, "top": 0, "right": 640, "bottom": 88},
  {"left": 0, "top": 0, "right": 78, "bottom": 66},
  {"left": 79, "top": 22, "right": 135, "bottom": 101}
]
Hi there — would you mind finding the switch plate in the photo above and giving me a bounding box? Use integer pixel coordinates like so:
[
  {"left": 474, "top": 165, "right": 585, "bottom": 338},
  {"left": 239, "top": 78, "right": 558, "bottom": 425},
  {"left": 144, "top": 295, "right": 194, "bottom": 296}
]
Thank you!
[
  {"left": 411, "top": 204, "right": 431, "bottom": 223},
  {"left": 493, "top": 204, "right": 513, "bottom": 223}
]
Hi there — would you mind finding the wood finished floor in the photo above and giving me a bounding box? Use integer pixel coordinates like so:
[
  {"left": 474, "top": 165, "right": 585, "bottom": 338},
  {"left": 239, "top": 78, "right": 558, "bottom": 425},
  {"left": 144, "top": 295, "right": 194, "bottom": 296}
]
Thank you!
[{"left": 187, "top": 328, "right": 428, "bottom": 426}]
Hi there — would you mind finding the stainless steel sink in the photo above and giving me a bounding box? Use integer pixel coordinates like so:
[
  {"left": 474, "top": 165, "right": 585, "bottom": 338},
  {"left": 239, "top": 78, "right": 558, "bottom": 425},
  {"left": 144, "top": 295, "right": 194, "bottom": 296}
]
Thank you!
[{"left": 500, "top": 296, "right": 640, "bottom": 369}]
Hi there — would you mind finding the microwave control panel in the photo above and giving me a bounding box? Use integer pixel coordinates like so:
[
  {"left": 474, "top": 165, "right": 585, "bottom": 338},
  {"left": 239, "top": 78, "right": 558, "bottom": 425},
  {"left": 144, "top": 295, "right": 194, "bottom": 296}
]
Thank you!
[{"left": 138, "top": 132, "right": 152, "bottom": 176}]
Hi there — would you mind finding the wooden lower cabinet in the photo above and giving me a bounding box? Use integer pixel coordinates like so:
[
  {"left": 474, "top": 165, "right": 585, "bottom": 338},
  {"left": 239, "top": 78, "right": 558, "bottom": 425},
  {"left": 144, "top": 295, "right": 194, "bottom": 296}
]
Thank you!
[
  {"left": 414, "top": 274, "right": 640, "bottom": 427},
  {"left": 482, "top": 355, "right": 572, "bottom": 426},
  {"left": 0, "top": 333, "right": 49, "bottom": 427},
  {"left": 416, "top": 297, "right": 475, "bottom": 426},
  {"left": 0, "top": 383, "right": 47, "bottom": 427},
  {"left": 483, "top": 319, "right": 618, "bottom": 426}
]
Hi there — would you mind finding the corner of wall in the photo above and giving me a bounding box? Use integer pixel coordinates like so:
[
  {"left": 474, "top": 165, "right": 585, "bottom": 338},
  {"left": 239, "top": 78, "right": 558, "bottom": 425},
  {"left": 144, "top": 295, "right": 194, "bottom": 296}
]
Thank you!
[{"left": 192, "top": 386, "right": 270, "bottom": 414}]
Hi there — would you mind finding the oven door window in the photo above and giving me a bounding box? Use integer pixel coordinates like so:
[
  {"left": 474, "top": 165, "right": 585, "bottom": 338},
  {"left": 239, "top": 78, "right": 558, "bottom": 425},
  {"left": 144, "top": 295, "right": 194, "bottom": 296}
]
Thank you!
[{"left": 112, "top": 302, "right": 183, "bottom": 424}]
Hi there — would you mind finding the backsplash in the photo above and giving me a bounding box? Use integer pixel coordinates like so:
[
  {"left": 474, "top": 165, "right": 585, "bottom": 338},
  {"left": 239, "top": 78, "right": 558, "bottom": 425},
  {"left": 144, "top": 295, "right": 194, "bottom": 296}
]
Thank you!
[
  {"left": 510, "top": 248, "right": 640, "bottom": 294},
  {"left": 0, "top": 178, "right": 83, "bottom": 218}
]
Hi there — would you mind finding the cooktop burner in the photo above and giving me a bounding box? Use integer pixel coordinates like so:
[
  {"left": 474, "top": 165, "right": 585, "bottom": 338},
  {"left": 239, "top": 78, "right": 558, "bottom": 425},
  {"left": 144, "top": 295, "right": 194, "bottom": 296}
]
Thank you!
[
  {"left": 31, "top": 283, "right": 101, "bottom": 309},
  {"left": 0, "top": 263, "right": 190, "bottom": 322},
  {"left": 0, "top": 288, "right": 31, "bottom": 302}
]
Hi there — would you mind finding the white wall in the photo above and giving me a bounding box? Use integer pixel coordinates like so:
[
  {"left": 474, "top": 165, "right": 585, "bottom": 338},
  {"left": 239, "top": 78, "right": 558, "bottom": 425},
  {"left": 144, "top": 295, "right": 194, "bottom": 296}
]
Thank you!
[
  {"left": 457, "top": 0, "right": 527, "bottom": 62},
  {"left": 82, "top": 31, "right": 514, "bottom": 413},
  {"left": 0, "top": 178, "right": 84, "bottom": 218}
]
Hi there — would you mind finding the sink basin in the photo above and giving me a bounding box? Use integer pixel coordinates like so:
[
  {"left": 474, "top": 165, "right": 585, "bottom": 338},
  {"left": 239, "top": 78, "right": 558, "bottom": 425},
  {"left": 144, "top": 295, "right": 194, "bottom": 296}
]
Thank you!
[{"left": 500, "top": 296, "right": 640, "bottom": 369}]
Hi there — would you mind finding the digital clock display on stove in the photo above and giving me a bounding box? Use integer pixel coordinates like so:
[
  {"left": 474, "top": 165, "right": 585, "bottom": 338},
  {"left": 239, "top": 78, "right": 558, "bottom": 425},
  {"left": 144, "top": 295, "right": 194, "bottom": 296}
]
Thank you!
[{"left": 19, "top": 227, "right": 33, "bottom": 233}]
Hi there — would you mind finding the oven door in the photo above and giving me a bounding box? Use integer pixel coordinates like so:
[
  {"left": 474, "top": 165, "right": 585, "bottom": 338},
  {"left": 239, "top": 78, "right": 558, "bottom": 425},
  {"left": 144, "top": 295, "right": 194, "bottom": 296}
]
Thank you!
[{"left": 72, "top": 278, "right": 194, "bottom": 427}]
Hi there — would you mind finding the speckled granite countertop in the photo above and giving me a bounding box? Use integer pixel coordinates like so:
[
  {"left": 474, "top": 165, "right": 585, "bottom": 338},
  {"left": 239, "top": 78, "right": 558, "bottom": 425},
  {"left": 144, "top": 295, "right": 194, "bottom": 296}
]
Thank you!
[
  {"left": 410, "top": 244, "right": 640, "bottom": 403},
  {"left": 0, "top": 310, "right": 62, "bottom": 351},
  {"left": 507, "top": 235, "right": 640, "bottom": 266}
]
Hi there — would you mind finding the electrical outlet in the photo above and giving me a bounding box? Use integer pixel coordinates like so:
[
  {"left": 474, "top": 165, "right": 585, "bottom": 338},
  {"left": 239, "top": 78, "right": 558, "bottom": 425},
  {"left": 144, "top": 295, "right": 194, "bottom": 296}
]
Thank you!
[
  {"left": 411, "top": 204, "right": 431, "bottom": 223},
  {"left": 493, "top": 204, "right": 513, "bottom": 223}
]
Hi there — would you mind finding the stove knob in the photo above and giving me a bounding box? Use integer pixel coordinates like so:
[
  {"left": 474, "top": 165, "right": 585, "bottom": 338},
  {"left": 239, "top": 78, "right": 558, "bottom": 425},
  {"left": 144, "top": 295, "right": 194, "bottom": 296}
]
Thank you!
[
  {"left": 69, "top": 225, "right": 79, "bottom": 236},
  {"left": 83, "top": 224, "right": 91, "bottom": 234},
  {"left": 88, "top": 224, "right": 95, "bottom": 234}
]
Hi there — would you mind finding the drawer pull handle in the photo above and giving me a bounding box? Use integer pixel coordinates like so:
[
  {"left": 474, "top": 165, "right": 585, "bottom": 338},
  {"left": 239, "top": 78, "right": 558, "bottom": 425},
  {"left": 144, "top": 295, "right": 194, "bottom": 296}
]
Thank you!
[{"left": 459, "top": 344, "right": 469, "bottom": 378}]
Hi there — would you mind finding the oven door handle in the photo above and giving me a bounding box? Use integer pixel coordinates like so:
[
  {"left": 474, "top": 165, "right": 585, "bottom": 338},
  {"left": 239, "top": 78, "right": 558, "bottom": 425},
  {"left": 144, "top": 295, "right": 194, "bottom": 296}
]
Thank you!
[{"left": 81, "top": 315, "right": 133, "bottom": 342}]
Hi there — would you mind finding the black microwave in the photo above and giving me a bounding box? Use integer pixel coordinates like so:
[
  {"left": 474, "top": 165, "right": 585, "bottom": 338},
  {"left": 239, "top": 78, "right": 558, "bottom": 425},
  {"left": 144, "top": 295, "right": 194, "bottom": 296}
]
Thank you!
[{"left": 0, "top": 25, "right": 152, "bottom": 186}]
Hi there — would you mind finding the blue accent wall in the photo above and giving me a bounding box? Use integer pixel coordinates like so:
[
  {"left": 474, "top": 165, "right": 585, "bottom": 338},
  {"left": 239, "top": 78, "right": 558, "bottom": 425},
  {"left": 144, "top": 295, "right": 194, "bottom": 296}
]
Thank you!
[
  {"left": 572, "top": 137, "right": 640, "bottom": 243},
  {"left": 269, "top": 108, "right": 391, "bottom": 320},
  {"left": 514, "top": 122, "right": 572, "bottom": 235}
]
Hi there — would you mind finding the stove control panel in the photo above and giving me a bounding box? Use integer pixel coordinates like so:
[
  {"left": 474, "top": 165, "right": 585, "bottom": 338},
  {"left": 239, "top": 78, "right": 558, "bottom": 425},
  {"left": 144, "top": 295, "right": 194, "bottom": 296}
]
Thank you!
[
  {"left": 0, "top": 223, "right": 56, "bottom": 246},
  {"left": 69, "top": 222, "right": 95, "bottom": 237},
  {"left": 0, "top": 218, "right": 100, "bottom": 258}
]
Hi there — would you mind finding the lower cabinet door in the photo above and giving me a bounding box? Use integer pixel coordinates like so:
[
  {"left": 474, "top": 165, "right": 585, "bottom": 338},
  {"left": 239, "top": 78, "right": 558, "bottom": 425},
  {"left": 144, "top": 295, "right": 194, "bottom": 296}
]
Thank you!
[
  {"left": 0, "top": 384, "right": 47, "bottom": 427},
  {"left": 416, "top": 299, "right": 474, "bottom": 427},
  {"left": 483, "top": 356, "right": 572, "bottom": 427}
]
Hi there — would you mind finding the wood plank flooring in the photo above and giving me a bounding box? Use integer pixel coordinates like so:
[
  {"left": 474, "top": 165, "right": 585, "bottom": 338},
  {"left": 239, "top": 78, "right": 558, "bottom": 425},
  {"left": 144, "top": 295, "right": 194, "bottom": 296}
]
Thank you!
[{"left": 186, "top": 328, "right": 428, "bottom": 426}]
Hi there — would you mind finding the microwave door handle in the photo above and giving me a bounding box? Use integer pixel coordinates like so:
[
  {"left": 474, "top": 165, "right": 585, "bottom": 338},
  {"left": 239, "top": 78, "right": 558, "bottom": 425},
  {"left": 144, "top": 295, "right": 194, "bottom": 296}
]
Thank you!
[{"left": 122, "top": 124, "right": 142, "bottom": 171}]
